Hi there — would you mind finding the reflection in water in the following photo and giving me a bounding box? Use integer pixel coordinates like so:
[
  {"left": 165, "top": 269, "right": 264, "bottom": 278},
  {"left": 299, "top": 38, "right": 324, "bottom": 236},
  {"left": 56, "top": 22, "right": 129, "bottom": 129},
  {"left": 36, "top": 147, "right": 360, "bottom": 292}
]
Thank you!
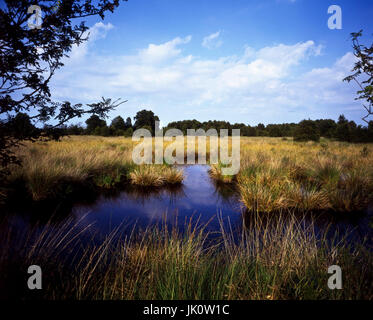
[
  {"left": 71, "top": 165, "right": 243, "bottom": 242},
  {"left": 2, "top": 165, "right": 372, "bottom": 248}
]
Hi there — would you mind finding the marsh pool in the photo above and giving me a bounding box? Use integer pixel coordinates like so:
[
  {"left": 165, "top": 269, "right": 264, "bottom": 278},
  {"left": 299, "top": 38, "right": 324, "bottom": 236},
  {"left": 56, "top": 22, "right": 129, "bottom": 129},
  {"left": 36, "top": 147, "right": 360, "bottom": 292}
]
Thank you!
[{"left": 2, "top": 165, "right": 373, "bottom": 248}]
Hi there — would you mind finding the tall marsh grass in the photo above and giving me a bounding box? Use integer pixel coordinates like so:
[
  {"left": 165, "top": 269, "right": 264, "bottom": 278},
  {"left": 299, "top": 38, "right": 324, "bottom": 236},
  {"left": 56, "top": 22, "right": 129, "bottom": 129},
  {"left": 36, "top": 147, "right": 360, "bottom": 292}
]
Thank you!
[
  {"left": 6, "top": 136, "right": 183, "bottom": 201},
  {"left": 129, "top": 165, "right": 184, "bottom": 187},
  {"left": 0, "top": 211, "right": 371, "bottom": 300},
  {"left": 214, "top": 137, "right": 373, "bottom": 213},
  {"left": 4, "top": 136, "right": 373, "bottom": 213}
]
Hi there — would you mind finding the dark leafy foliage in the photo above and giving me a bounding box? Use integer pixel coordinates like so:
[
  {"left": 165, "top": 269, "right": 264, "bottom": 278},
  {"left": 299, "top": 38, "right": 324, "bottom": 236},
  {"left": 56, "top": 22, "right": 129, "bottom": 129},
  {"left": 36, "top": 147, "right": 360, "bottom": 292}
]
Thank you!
[
  {"left": 0, "top": 0, "right": 127, "bottom": 175},
  {"left": 164, "top": 116, "right": 373, "bottom": 142},
  {"left": 134, "top": 109, "right": 160, "bottom": 135},
  {"left": 293, "top": 120, "right": 320, "bottom": 142}
]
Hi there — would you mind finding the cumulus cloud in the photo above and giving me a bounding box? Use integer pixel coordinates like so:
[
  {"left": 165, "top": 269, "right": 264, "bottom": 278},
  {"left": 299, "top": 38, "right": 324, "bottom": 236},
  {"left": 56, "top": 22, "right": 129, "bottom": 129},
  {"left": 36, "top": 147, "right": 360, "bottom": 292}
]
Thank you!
[
  {"left": 50, "top": 27, "right": 360, "bottom": 125},
  {"left": 139, "top": 36, "right": 192, "bottom": 63},
  {"left": 202, "top": 31, "right": 223, "bottom": 49},
  {"left": 66, "top": 22, "right": 113, "bottom": 63}
]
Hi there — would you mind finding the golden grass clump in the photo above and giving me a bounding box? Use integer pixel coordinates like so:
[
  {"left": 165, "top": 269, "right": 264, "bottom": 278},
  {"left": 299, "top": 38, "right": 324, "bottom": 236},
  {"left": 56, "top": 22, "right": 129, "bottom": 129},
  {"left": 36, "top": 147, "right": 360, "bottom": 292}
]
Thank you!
[
  {"left": 227, "top": 137, "right": 373, "bottom": 213},
  {"left": 5, "top": 135, "right": 373, "bottom": 213},
  {"left": 129, "top": 165, "right": 183, "bottom": 187},
  {"left": 8, "top": 136, "right": 135, "bottom": 200},
  {"left": 209, "top": 164, "right": 234, "bottom": 183},
  {"left": 5, "top": 136, "right": 186, "bottom": 199}
]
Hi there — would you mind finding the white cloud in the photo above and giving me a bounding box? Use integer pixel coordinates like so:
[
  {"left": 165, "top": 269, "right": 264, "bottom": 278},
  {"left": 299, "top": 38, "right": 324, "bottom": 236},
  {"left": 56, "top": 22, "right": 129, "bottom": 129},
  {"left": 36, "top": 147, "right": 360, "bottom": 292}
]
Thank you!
[
  {"left": 139, "top": 36, "right": 192, "bottom": 63},
  {"left": 67, "top": 22, "right": 114, "bottom": 62},
  {"left": 202, "top": 31, "right": 223, "bottom": 49},
  {"left": 50, "top": 29, "right": 361, "bottom": 125}
]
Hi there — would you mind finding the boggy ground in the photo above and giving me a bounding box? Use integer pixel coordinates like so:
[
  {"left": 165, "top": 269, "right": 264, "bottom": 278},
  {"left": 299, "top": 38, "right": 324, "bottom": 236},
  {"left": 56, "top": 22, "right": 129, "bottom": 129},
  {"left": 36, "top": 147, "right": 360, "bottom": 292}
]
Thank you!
[
  {"left": 2, "top": 136, "right": 183, "bottom": 203},
  {"left": 211, "top": 137, "right": 373, "bottom": 213},
  {"left": 0, "top": 136, "right": 372, "bottom": 300},
  {"left": 3, "top": 135, "right": 373, "bottom": 215}
]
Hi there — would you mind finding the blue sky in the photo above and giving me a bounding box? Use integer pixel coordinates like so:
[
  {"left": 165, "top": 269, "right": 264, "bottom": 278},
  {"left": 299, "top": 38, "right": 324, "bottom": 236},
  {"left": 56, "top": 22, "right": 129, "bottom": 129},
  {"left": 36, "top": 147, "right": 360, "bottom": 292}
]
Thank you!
[{"left": 49, "top": 0, "right": 373, "bottom": 126}]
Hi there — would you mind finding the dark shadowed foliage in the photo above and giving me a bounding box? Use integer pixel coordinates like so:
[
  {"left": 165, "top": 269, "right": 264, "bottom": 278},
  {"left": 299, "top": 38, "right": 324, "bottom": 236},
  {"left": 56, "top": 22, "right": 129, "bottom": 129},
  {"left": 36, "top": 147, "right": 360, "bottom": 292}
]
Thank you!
[
  {"left": 134, "top": 109, "right": 160, "bottom": 135},
  {"left": 293, "top": 120, "right": 320, "bottom": 142},
  {"left": 0, "top": 0, "right": 127, "bottom": 176}
]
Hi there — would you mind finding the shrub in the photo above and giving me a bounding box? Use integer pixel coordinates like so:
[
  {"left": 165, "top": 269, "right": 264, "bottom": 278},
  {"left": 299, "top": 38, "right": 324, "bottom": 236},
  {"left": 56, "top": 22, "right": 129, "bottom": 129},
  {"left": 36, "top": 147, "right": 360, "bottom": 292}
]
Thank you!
[
  {"left": 293, "top": 120, "right": 320, "bottom": 142},
  {"left": 123, "top": 127, "right": 134, "bottom": 137}
]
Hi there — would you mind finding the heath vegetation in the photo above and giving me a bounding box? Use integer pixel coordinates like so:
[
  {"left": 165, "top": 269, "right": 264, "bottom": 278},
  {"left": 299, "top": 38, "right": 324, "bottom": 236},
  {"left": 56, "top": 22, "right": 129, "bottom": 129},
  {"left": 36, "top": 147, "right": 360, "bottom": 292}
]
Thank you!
[
  {"left": 0, "top": 211, "right": 371, "bottom": 300},
  {"left": 3, "top": 135, "right": 373, "bottom": 215},
  {"left": 4, "top": 136, "right": 183, "bottom": 202},
  {"left": 210, "top": 137, "right": 373, "bottom": 213}
]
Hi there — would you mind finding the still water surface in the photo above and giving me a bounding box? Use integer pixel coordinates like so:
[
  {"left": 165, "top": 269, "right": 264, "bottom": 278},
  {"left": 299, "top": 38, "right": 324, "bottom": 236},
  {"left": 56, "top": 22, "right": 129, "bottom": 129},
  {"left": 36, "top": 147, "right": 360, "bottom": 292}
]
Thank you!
[{"left": 3, "top": 165, "right": 373, "bottom": 248}]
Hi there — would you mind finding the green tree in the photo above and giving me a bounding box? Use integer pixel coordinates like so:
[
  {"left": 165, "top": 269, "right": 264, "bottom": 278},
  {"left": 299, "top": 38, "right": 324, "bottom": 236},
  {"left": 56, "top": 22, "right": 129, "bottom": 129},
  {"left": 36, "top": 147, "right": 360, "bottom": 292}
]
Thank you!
[
  {"left": 335, "top": 115, "right": 354, "bottom": 142},
  {"left": 93, "top": 125, "right": 110, "bottom": 137},
  {"left": 0, "top": 0, "right": 126, "bottom": 175},
  {"left": 267, "top": 124, "right": 283, "bottom": 137},
  {"left": 123, "top": 127, "right": 133, "bottom": 137},
  {"left": 85, "top": 115, "right": 107, "bottom": 134},
  {"left": 66, "top": 124, "right": 84, "bottom": 135},
  {"left": 256, "top": 123, "right": 267, "bottom": 136},
  {"left": 7, "top": 113, "right": 38, "bottom": 140},
  {"left": 125, "top": 117, "right": 132, "bottom": 129},
  {"left": 316, "top": 119, "right": 337, "bottom": 138},
  {"left": 110, "top": 116, "right": 126, "bottom": 135},
  {"left": 134, "top": 110, "right": 160, "bottom": 135},
  {"left": 293, "top": 120, "right": 320, "bottom": 142}
]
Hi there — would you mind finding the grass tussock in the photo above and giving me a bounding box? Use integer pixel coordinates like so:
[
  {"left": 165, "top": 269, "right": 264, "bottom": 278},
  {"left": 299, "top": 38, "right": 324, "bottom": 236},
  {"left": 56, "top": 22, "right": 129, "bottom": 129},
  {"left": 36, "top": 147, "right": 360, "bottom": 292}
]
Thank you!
[
  {"left": 4, "top": 136, "right": 373, "bottom": 213},
  {"left": 209, "top": 137, "right": 373, "bottom": 213},
  {"left": 0, "top": 212, "right": 371, "bottom": 300},
  {"left": 129, "top": 165, "right": 183, "bottom": 187},
  {"left": 7, "top": 136, "right": 136, "bottom": 200},
  {"left": 5, "top": 136, "right": 184, "bottom": 201},
  {"left": 209, "top": 163, "right": 235, "bottom": 183}
]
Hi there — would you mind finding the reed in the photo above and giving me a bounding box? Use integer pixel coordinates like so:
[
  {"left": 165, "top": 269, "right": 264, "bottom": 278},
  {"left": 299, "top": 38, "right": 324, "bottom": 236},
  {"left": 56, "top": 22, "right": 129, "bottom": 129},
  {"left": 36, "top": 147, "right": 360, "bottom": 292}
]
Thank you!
[
  {"left": 221, "top": 137, "right": 373, "bottom": 213},
  {"left": 0, "top": 211, "right": 371, "bottom": 300},
  {"left": 4, "top": 135, "right": 373, "bottom": 213},
  {"left": 6, "top": 136, "right": 183, "bottom": 201}
]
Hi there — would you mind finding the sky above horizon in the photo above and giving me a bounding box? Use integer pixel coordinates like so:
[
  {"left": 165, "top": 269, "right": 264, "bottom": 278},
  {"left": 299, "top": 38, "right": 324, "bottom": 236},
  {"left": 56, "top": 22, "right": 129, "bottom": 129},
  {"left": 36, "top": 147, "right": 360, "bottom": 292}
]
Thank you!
[{"left": 49, "top": 0, "right": 373, "bottom": 126}]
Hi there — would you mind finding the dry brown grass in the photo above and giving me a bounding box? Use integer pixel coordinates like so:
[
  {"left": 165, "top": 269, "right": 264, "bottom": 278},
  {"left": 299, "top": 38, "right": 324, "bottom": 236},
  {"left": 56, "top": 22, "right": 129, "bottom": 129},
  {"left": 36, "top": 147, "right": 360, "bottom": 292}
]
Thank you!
[
  {"left": 6, "top": 135, "right": 373, "bottom": 212},
  {"left": 7, "top": 136, "right": 183, "bottom": 200},
  {"left": 129, "top": 165, "right": 183, "bottom": 187},
  {"left": 231, "top": 137, "right": 373, "bottom": 213}
]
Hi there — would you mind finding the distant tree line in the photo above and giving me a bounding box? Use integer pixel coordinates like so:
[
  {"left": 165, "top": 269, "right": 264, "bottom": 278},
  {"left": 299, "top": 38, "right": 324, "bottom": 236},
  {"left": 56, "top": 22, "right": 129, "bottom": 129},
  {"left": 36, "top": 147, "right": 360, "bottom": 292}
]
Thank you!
[
  {"left": 5, "top": 111, "right": 373, "bottom": 143},
  {"left": 166, "top": 115, "right": 373, "bottom": 143},
  {"left": 4, "top": 109, "right": 159, "bottom": 138},
  {"left": 63, "top": 109, "right": 159, "bottom": 137}
]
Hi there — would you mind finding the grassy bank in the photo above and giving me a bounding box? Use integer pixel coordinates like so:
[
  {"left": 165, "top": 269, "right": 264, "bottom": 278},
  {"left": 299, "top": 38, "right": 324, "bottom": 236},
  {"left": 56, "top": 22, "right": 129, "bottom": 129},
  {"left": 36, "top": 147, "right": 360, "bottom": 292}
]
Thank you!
[
  {"left": 210, "top": 137, "right": 373, "bottom": 213},
  {"left": 5, "top": 136, "right": 183, "bottom": 202},
  {"left": 0, "top": 211, "right": 371, "bottom": 300},
  {"left": 4, "top": 135, "right": 373, "bottom": 213}
]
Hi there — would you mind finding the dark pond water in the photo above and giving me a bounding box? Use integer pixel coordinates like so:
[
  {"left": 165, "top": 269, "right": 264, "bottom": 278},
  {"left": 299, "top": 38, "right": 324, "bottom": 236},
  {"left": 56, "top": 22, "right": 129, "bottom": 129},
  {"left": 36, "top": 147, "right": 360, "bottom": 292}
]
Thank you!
[
  {"left": 2, "top": 165, "right": 373, "bottom": 249},
  {"left": 68, "top": 165, "right": 244, "bottom": 243}
]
